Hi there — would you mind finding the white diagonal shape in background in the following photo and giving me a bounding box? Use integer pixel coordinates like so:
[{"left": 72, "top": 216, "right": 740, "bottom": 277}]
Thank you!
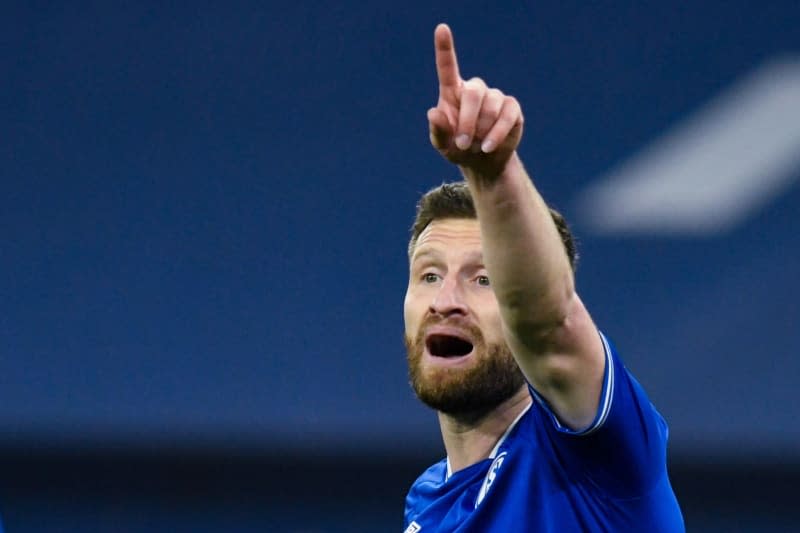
[{"left": 574, "top": 57, "right": 800, "bottom": 236}]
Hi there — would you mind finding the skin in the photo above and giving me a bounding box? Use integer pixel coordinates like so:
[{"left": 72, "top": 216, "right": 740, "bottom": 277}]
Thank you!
[
  {"left": 404, "top": 24, "right": 605, "bottom": 474},
  {"left": 405, "top": 219, "right": 526, "bottom": 416}
]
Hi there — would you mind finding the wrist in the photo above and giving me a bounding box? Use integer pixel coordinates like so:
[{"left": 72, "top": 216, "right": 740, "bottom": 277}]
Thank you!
[{"left": 460, "top": 152, "right": 524, "bottom": 191}]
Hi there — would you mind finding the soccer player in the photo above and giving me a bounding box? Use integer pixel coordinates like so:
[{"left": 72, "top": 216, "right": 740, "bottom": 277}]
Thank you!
[{"left": 403, "top": 24, "right": 684, "bottom": 532}]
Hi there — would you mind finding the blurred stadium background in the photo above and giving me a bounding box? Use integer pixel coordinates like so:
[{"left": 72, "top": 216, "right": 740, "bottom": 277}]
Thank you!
[{"left": 2, "top": 1, "right": 798, "bottom": 531}]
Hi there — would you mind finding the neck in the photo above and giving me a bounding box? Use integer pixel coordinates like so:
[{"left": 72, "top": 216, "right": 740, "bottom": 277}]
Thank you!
[{"left": 438, "top": 386, "right": 531, "bottom": 475}]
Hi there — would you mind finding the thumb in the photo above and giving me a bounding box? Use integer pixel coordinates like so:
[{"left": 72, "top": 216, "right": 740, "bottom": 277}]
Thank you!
[{"left": 428, "top": 107, "right": 453, "bottom": 150}]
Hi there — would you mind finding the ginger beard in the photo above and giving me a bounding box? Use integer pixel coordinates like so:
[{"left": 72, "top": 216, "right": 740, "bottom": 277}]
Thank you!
[{"left": 405, "top": 315, "right": 526, "bottom": 417}]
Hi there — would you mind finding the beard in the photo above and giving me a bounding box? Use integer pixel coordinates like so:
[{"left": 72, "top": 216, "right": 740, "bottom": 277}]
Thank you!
[{"left": 405, "top": 316, "right": 526, "bottom": 419}]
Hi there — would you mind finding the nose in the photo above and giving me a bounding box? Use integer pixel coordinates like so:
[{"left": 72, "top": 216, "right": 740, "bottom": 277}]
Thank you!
[{"left": 430, "top": 276, "right": 468, "bottom": 316}]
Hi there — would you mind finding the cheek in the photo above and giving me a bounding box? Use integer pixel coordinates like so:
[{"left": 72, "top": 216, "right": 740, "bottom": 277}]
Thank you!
[
  {"left": 477, "top": 298, "right": 506, "bottom": 344},
  {"left": 483, "top": 319, "right": 506, "bottom": 346},
  {"left": 403, "top": 290, "right": 420, "bottom": 334}
]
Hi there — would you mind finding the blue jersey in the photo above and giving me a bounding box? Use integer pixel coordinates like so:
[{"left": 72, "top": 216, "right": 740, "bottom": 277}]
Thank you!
[{"left": 404, "top": 332, "right": 684, "bottom": 532}]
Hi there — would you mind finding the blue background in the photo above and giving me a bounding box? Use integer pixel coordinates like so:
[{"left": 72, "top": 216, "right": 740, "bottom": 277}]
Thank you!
[{"left": 2, "top": 1, "right": 799, "bottom": 531}]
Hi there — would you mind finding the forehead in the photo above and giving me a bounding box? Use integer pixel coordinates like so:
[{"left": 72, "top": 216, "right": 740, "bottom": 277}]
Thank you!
[{"left": 412, "top": 218, "right": 482, "bottom": 259}]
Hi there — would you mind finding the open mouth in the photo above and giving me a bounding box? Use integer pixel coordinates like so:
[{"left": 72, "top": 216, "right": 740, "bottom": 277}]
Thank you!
[{"left": 426, "top": 334, "right": 474, "bottom": 358}]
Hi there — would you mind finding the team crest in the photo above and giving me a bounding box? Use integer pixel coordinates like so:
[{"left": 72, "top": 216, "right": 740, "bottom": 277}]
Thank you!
[{"left": 475, "top": 451, "right": 507, "bottom": 508}]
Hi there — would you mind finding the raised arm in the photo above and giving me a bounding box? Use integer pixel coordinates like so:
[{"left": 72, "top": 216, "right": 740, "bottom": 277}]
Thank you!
[{"left": 428, "top": 24, "right": 605, "bottom": 430}]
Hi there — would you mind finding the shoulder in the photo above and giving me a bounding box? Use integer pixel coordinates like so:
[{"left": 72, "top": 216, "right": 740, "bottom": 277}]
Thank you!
[
  {"left": 407, "top": 458, "right": 447, "bottom": 495},
  {"left": 405, "top": 458, "right": 447, "bottom": 522},
  {"left": 529, "top": 331, "right": 673, "bottom": 496}
]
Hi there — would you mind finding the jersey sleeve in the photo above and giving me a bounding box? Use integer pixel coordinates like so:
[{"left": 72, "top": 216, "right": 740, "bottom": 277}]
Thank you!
[{"left": 528, "top": 331, "right": 671, "bottom": 498}]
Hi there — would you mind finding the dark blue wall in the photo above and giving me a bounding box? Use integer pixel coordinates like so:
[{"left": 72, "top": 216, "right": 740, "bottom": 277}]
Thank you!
[
  {"left": 2, "top": 1, "right": 800, "bottom": 530},
  {"left": 4, "top": 0, "right": 799, "bottom": 457}
]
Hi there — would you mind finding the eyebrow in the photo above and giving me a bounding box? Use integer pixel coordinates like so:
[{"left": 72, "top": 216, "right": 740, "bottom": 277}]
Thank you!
[{"left": 411, "top": 248, "right": 443, "bottom": 265}]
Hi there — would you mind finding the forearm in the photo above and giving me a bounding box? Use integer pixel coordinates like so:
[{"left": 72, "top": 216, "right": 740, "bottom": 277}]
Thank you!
[
  {"left": 427, "top": 23, "right": 604, "bottom": 428},
  {"left": 462, "top": 153, "right": 575, "bottom": 336}
]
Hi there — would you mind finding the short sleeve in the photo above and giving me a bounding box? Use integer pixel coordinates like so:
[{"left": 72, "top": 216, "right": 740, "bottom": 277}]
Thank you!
[
  {"left": 529, "top": 331, "right": 670, "bottom": 498},
  {"left": 529, "top": 331, "right": 616, "bottom": 436}
]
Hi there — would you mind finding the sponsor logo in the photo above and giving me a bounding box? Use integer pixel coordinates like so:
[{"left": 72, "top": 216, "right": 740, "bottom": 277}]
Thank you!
[{"left": 404, "top": 521, "right": 422, "bottom": 533}]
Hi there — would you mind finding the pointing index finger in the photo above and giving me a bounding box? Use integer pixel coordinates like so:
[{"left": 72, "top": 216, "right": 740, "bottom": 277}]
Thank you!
[{"left": 434, "top": 23, "right": 461, "bottom": 90}]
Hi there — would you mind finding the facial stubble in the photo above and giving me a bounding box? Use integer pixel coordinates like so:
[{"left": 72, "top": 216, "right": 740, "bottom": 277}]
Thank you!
[{"left": 405, "top": 319, "right": 526, "bottom": 418}]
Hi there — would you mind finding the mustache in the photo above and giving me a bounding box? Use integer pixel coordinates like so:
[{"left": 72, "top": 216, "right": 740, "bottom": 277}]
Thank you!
[
  {"left": 411, "top": 313, "right": 484, "bottom": 347},
  {"left": 417, "top": 313, "right": 478, "bottom": 332}
]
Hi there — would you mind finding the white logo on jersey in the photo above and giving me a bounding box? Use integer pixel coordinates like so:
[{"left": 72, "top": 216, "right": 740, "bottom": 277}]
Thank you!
[
  {"left": 404, "top": 520, "right": 422, "bottom": 533},
  {"left": 475, "top": 451, "right": 507, "bottom": 508}
]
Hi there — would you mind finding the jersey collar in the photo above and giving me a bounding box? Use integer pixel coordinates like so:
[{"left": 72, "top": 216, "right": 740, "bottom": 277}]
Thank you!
[{"left": 445, "top": 400, "right": 533, "bottom": 480}]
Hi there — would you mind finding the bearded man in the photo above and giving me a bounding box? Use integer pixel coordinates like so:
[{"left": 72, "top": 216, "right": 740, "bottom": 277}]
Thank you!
[{"left": 402, "top": 24, "right": 684, "bottom": 532}]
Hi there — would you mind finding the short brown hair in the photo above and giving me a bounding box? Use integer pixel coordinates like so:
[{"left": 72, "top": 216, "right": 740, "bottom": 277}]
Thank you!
[{"left": 408, "top": 181, "right": 578, "bottom": 270}]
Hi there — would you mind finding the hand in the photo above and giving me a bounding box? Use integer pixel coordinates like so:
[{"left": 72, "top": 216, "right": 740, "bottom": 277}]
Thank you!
[{"left": 428, "top": 24, "right": 524, "bottom": 179}]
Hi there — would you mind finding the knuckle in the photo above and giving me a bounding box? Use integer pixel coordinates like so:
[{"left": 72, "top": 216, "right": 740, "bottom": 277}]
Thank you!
[
  {"left": 502, "top": 96, "right": 523, "bottom": 119},
  {"left": 486, "top": 90, "right": 504, "bottom": 114},
  {"left": 488, "top": 88, "right": 504, "bottom": 99},
  {"left": 463, "top": 78, "right": 488, "bottom": 96},
  {"left": 461, "top": 88, "right": 480, "bottom": 103}
]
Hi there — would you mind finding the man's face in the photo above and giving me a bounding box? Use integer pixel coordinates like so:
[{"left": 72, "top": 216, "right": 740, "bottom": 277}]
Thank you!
[{"left": 404, "top": 218, "right": 525, "bottom": 416}]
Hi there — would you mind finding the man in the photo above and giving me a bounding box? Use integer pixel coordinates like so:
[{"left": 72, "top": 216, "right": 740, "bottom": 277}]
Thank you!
[{"left": 402, "top": 24, "right": 684, "bottom": 532}]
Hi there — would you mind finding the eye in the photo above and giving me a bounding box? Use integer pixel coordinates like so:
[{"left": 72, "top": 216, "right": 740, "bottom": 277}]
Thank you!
[
  {"left": 423, "top": 272, "right": 440, "bottom": 283},
  {"left": 476, "top": 275, "right": 490, "bottom": 287}
]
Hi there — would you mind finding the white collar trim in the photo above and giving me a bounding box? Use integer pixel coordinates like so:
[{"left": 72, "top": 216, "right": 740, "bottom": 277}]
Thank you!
[{"left": 445, "top": 400, "right": 532, "bottom": 480}]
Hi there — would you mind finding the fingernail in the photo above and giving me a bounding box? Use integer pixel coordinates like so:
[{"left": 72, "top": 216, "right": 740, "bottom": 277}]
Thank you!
[
  {"left": 481, "top": 139, "right": 495, "bottom": 153},
  {"left": 455, "top": 134, "right": 470, "bottom": 150}
]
